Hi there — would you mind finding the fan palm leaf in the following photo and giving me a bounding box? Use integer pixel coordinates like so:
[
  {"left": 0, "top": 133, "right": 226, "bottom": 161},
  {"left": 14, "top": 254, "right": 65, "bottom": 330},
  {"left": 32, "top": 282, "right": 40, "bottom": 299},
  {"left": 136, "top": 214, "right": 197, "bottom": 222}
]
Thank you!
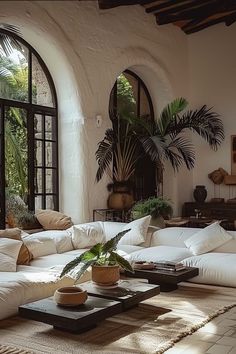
[
  {"left": 0, "top": 24, "right": 22, "bottom": 56},
  {"left": 95, "top": 128, "right": 114, "bottom": 182}
]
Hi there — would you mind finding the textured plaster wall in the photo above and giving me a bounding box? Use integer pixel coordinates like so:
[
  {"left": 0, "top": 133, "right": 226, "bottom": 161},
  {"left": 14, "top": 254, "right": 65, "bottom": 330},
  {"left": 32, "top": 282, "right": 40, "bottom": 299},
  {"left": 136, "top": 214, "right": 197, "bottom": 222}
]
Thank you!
[
  {"left": 0, "top": 1, "right": 189, "bottom": 221},
  {"left": 188, "top": 24, "right": 236, "bottom": 203}
]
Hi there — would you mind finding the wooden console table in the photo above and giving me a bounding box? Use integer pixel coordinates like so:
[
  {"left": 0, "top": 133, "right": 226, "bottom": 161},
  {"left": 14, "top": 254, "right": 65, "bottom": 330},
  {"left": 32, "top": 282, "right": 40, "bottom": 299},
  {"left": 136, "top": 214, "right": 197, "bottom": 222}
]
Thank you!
[{"left": 182, "top": 202, "right": 236, "bottom": 230}]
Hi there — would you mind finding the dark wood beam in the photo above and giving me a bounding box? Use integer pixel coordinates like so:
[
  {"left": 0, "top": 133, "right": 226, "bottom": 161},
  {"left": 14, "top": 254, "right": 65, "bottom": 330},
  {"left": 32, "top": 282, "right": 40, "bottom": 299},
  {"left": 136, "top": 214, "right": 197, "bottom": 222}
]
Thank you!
[
  {"left": 156, "top": 0, "right": 236, "bottom": 25},
  {"left": 147, "top": 0, "right": 212, "bottom": 15},
  {"left": 184, "top": 11, "right": 236, "bottom": 34},
  {"left": 98, "top": 0, "right": 153, "bottom": 9},
  {"left": 225, "top": 10, "right": 236, "bottom": 25},
  {"left": 182, "top": 10, "right": 235, "bottom": 31},
  {"left": 146, "top": 0, "right": 194, "bottom": 14}
]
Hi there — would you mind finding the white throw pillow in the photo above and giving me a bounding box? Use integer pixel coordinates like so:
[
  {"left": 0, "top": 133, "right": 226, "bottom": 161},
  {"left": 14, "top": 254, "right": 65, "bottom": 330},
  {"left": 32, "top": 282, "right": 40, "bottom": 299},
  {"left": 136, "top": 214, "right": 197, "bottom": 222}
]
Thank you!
[
  {"left": 184, "top": 222, "right": 232, "bottom": 255},
  {"left": 23, "top": 238, "right": 57, "bottom": 258},
  {"left": 0, "top": 238, "right": 22, "bottom": 272},
  {"left": 119, "top": 215, "right": 151, "bottom": 246},
  {"left": 23, "top": 230, "right": 73, "bottom": 254},
  {"left": 72, "top": 222, "right": 105, "bottom": 249}
]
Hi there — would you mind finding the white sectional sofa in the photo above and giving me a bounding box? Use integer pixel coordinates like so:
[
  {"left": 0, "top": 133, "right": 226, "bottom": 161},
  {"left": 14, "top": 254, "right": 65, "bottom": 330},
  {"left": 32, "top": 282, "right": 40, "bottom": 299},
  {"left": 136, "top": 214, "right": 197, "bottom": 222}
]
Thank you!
[{"left": 1, "top": 219, "right": 236, "bottom": 320}]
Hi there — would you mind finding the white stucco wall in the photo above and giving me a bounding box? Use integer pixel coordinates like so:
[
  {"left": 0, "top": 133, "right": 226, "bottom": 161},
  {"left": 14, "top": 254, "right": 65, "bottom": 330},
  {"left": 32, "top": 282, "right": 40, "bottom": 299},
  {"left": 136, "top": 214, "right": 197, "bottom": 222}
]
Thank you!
[
  {"left": 188, "top": 24, "right": 236, "bottom": 203},
  {"left": 1, "top": 1, "right": 190, "bottom": 221}
]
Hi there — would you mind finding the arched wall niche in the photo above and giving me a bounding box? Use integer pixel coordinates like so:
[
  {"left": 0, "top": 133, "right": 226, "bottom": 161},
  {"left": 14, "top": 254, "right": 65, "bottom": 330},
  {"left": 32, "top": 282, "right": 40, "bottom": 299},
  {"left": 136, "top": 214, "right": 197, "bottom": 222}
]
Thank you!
[
  {"left": 0, "top": 9, "right": 91, "bottom": 222},
  {"left": 103, "top": 47, "right": 183, "bottom": 212}
]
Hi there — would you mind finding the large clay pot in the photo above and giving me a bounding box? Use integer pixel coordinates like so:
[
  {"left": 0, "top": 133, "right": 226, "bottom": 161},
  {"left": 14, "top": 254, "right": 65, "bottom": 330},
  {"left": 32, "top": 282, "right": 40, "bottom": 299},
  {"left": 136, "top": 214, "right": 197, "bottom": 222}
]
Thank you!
[
  {"left": 92, "top": 265, "right": 120, "bottom": 286},
  {"left": 107, "top": 182, "right": 134, "bottom": 210},
  {"left": 108, "top": 192, "right": 133, "bottom": 210},
  {"left": 193, "top": 185, "right": 207, "bottom": 203}
]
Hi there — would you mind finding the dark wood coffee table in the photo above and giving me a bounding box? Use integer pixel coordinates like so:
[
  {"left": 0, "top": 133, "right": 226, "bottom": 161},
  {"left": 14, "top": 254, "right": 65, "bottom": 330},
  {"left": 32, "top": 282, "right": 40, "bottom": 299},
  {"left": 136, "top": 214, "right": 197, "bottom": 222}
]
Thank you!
[
  {"left": 80, "top": 279, "right": 160, "bottom": 309},
  {"left": 19, "top": 295, "right": 122, "bottom": 333},
  {"left": 18, "top": 280, "right": 160, "bottom": 332},
  {"left": 125, "top": 267, "right": 199, "bottom": 291}
]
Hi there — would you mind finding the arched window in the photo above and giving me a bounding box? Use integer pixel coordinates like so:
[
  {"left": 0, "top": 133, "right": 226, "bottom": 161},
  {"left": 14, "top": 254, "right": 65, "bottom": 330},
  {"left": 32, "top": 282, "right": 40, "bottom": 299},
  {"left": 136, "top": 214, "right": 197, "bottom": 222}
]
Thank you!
[
  {"left": 0, "top": 28, "right": 58, "bottom": 228},
  {"left": 109, "top": 70, "right": 156, "bottom": 201}
]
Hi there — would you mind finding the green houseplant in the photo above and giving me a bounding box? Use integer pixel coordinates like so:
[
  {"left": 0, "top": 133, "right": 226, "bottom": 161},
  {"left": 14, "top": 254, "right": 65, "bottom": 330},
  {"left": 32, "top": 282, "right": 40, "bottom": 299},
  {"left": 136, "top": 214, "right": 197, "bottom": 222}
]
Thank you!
[
  {"left": 132, "top": 197, "right": 173, "bottom": 227},
  {"left": 61, "top": 230, "right": 133, "bottom": 286},
  {"left": 97, "top": 98, "right": 224, "bottom": 198}
]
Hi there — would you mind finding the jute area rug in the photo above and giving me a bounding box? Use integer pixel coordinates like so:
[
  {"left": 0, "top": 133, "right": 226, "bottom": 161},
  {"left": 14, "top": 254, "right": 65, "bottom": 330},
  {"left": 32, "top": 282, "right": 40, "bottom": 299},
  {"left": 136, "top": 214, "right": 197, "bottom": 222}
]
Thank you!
[{"left": 1, "top": 282, "right": 236, "bottom": 354}]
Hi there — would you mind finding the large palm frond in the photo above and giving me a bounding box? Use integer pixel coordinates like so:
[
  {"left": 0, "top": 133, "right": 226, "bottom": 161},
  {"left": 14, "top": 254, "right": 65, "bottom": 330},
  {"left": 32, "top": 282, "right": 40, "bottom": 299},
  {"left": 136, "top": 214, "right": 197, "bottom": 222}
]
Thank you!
[
  {"left": 163, "top": 136, "right": 195, "bottom": 171},
  {"left": 0, "top": 24, "right": 22, "bottom": 56},
  {"left": 157, "top": 97, "right": 188, "bottom": 136},
  {"left": 95, "top": 128, "right": 115, "bottom": 182},
  {"left": 168, "top": 105, "right": 224, "bottom": 149}
]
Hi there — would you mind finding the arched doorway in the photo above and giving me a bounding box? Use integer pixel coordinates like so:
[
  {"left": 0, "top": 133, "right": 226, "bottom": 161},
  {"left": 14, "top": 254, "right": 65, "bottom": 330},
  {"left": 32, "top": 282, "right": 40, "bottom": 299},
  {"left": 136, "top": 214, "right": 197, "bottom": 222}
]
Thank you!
[
  {"left": 109, "top": 69, "right": 156, "bottom": 201},
  {"left": 0, "top": 28, "right": 58, "bottom": 228}
]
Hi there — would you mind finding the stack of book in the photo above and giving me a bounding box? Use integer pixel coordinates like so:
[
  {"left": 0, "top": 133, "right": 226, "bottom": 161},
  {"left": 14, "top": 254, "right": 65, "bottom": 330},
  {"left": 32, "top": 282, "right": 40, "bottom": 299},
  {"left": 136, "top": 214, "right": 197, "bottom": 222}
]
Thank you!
[{"left": 154, "top": 261, "right": 186, "bottom": 272}]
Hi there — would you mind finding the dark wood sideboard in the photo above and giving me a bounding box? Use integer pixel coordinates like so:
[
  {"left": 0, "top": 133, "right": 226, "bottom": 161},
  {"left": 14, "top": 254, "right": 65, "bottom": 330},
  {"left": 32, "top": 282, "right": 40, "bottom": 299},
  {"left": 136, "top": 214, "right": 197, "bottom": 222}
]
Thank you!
[{"left": 182, "top": 202, "right": 236, "bottom": 230}]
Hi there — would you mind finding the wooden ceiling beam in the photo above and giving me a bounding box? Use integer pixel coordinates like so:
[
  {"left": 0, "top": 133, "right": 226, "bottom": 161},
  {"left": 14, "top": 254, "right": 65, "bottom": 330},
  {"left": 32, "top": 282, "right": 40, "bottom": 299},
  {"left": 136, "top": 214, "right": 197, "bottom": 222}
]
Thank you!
[
  {"left": 147, "top": 0, "right": 212, "bottom": 15},
  {"left": 98, "top": 0, "right": 153, "bottom": 9},
  {"left": 156, "top": 0, "right": 236, "bottom": 25},
  {"left": 182, "top": 10, "right": 235, "bottom": 31},
  {"left": 145, "top": 0, "right": 191, "bottom": 13},
  {"left": 184, "top": 11, "right": 236, "bottom": 34},
  {"left": 225, "top": 11, "right": 236, "bottom": 26}
]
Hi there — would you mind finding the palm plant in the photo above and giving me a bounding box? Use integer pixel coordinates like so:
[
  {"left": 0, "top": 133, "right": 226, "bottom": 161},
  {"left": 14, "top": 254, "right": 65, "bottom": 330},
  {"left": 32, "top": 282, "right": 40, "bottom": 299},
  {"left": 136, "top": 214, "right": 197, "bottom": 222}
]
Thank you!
[
  {"left": 96, "top": 98, "right": 224, "bottom": 192},
  {"left": 124, "top": 98, "right": 224, "bottom": 187},
  {"left": 95, "top": 114, "right": 140, "bottom": 184}
]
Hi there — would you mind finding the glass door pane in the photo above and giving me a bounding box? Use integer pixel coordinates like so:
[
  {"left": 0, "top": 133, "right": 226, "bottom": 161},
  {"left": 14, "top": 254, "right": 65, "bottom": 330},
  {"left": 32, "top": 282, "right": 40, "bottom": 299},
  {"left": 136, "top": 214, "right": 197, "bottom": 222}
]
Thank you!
[
  {"left": 0, "top": 104, "right": 5, "bottom": 228},
  {"left": 5, "top": 106, "right": 28, "bottom": 227}
]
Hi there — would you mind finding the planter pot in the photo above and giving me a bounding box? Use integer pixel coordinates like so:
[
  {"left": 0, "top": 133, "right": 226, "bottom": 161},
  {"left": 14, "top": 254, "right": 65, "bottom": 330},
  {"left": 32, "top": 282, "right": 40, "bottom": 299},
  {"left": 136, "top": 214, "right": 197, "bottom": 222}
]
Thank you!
[
  {"left": 108, "top": 192, "right": 133, "bottom": 210},
  {"left": 193, "top": 185, "right": 207, "bottom": 203},
  {"left": 92, "top": 265, "right": 120, "bottom": 286},
  {"left": 108, "top": 181, "right": 134, "bottom": 210},
  {"left": 54, "top": 286, "right": 87, "bottom": 306}
]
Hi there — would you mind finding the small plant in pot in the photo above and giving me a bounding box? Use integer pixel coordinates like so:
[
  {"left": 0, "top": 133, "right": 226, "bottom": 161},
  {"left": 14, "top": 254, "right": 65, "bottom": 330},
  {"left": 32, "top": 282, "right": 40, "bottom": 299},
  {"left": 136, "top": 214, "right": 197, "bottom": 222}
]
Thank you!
[
  {"left": 132, "top": 197, "right": 173, "bottom": 228},
  {"left": 60, "top": 230, "right": 134, "bottom": 286}
]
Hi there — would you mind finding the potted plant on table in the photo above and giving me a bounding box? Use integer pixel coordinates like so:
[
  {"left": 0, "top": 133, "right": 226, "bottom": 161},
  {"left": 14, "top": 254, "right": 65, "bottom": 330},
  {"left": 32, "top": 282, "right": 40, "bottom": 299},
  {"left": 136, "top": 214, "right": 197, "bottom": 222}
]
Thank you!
[
  {"left": 60, "top": 230, "right": 134, "bottom": 286},
  {"left": 132, "top": 196, "right": 173, "bottom": 228}
]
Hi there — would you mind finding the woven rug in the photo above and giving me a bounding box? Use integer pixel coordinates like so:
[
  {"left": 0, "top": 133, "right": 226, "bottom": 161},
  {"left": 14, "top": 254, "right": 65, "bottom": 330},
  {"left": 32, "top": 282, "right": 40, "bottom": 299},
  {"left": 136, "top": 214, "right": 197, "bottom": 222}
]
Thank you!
[{"left": 1, "top": 282, "right": 236, "bottom": 354}]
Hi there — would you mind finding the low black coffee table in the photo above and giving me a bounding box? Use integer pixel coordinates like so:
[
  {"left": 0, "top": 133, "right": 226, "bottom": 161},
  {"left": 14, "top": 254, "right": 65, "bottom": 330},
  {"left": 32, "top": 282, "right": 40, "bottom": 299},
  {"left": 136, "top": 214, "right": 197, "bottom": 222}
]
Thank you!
[
  {"left": 19, "top": 280, "right": 160, "bottom": 333},
  {"left": 80, "top": 279, "right": 160, "bottom": 309},
  {"left": 125, "top": 267, "right": 199, "bottom": 291},
  {"left": 19, "top": 295, "right": 122, "bottom": 333}
]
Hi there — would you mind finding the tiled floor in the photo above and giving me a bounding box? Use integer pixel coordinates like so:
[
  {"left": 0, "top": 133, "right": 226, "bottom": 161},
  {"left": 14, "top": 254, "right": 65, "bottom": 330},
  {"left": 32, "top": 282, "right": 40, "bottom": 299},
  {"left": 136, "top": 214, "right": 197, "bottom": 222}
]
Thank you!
[{"left": 165, "top": 307, "right": 236, "bottom": 354}]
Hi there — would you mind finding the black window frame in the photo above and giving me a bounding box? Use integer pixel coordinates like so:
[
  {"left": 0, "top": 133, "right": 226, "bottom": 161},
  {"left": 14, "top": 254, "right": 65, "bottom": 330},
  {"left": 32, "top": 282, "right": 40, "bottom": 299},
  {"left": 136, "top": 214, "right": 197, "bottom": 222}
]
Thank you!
[{"left": 0, "top": 29, "right": 58, "bottom": 228}]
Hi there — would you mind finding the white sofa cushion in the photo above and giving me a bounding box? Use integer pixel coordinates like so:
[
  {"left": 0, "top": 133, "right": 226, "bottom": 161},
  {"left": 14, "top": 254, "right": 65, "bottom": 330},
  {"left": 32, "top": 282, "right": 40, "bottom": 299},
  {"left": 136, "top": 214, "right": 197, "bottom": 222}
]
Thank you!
[
  {"left": 117, "top": 245, "right": 144, "bottom": 254},
  {"left": 0, "top": 238, "right": 22, "bottom": 272},
  {"left": 23, "top": 230, "right": 73, "bottom": 254},
  {"left": 150, "top": 227, "right": 199, "bottom": 248},
  {"left": 71, "top": 222, "right": 105, "bottom": 249},
  {"left": 119, "top": 215, "right": 151, "bottom": 246},
  {"left": 0, "top": 266, "right": 74, "bottom": 320},
  {"left": 128, "top": 245, "right": 192, "bottom": 263},
  {"left": 184, "top": 222, "right": 232, "bottom": 255},
  {"left": 23, "top": 238, "right": 57, "bottom": 258},
  {"left": 182, "top": 253, "right": 236, "bottom": 287}
]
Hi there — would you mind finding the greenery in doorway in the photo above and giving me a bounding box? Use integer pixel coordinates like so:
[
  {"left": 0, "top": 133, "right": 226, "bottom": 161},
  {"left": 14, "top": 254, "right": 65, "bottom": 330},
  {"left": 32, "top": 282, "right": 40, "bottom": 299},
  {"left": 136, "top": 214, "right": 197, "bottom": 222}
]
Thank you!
[{"left": 0, "top": 25, "right": 28, "bottom": 200}]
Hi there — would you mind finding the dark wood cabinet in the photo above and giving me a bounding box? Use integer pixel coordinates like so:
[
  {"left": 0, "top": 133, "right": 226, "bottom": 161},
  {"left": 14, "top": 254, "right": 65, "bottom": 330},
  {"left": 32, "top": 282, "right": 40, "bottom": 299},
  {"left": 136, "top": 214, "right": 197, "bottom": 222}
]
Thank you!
[{"left": 182, "top": 202, "right": 236, "bottom": 230}]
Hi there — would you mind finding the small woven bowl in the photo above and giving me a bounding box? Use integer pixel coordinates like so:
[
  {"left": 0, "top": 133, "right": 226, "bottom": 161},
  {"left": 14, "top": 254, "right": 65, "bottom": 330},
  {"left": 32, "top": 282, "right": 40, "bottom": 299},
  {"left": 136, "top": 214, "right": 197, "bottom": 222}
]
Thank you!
[{"left": 54, "top": 287, "right": 87, "bottom": 306}]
